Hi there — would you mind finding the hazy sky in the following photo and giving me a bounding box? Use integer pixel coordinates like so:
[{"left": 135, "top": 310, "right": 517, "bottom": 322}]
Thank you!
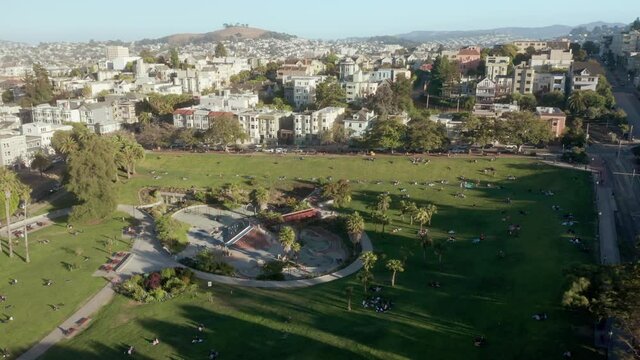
[{"left": 2, "top": 0, "right": 638, "bottom": 43}]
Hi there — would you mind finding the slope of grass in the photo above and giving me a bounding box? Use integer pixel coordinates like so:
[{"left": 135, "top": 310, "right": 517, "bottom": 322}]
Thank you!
[
  {"left": 0, "top": 214, "right": 132, "bottom": 356},
  {"left": 43, "top": 153, "right": 602, "bottom": 359}
]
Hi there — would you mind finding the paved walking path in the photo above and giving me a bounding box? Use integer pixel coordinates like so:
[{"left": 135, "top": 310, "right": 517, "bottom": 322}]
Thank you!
[
  {"left": 16, "top": 203, "right": 372, "bottom": 359},
  {"left": 116, "top": 204, "right": 373, "bottom": 288},
  {"left": 16, "top": 281, "right": 117, "bottom": 360}
]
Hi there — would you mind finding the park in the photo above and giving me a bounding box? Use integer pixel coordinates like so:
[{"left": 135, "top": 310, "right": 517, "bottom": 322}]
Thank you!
[{"left": 1, "top": 151, "right": 601, "bottom": 359}]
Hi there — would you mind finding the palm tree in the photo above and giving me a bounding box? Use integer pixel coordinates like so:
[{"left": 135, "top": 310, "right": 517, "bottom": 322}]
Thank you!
[
  {"left": 250, "top": 187, "right": 270, "bottom": 213},
  {"left": 425, "top": 204, "right": 438, "bottom": 226},
  {"left": 414, "top": 207, "right": 430, "bottom": 232},
  {"left": 345, "top": 211, "right": 365, "bottom": 244},
  {"left": 406, "top": 202, "right": 418, "bottom": 225},
  {"left": 398, "top": 200, "right": 407, "bottom": 221},
  {"left": 376, "top": 212, "right": 390, "bottom": 234},
  {"left": 356, "top": 270, "right": 374, "bottom": 292},
  {"left": 419, "top": 230, "right": 433, "bottom": 262},
  {"left": 278, "top": 226, "right": 297, "bottom": 261},
  {"left": 568, "top": 91, "right": 587, "bottom": 115},
  {"left": 385, "top": 259, "right": 405, "bottom": 287},
  {"left": 57, "top": 135, "right": 78, "bottom": 159},
  {"left": 359, "top": 251, "right": 378, "bottom": 273},
  {"left": 345, "top": 286, "right": 353, "bottom": 311},
  {"left": 376, "top": 193, "right": 391, "bottom": 214}
]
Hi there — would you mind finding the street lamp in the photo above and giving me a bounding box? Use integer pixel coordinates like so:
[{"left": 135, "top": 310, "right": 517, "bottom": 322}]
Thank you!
[
  {"left": 4, "top": 190, "right": 12, "bottom": 258},
  {"left": 20, "top": 200, "right": 29, "bottom": 263}
]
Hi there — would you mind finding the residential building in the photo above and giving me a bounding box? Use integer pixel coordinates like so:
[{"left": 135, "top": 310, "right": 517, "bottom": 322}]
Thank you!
[
  {"left": 0, "top": 134, "right": 27, "bottom": 167},
  {"left": 106, "top": 46, "right": 130, "bottom": 60},
  {"left": 31, "top": 103, "right": 81, "bottom": 125},
  {"left": 485, "top": 56, "right": 510, "bottom": 81},
  {"left": 343, "top": 108, "right": 377, "bottom": 138},
  {"left": 293, "top": 107, "right": 345, "bottom": 144},
  {"left": 475, "top": 78, "right": 497, "bottom": 103},
  {"left": 199, "top": 90, "right": 259, "bottom": 111},
  {"left": 568, "top": 61, "right": 601, "bottom": 93},
  {"left": 283, "top": 76, "right": 326, "bottom": 109},
  {"left": 533, "top": 72, "right": 566, "bottom": 94},
  {"left": 535, "top": 107, "right": 566, "bottom": 137},
  {"left": 513, "top": 64, "right": 536, "bottom": 94},
  {"left": 472, "top": 103, "right": 520, "bottom": 118},
  {"left": 529, "top": 50, "right": 573, "bottom": 71},
  {"left": 21, "top": 123, "right": 73, "bottom": 155},
  {"left": 512, "top": 41, "right": 548, "bottom": 53},
  {"left": 78, "top": 102, "right": 113, "bottom": 125},
  {"left": 441, "top": 47, "right": 482, "bottom": 74},
  {"left": 238, "top": 110, "right": 291, "bottom": 145},
  {"left": 611, "top": 30, "right": 640, "bottom": 57}
]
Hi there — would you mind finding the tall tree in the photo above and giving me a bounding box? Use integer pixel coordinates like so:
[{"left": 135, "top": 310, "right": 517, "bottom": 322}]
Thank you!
[
  {"left": 1, "top": 168, "right": 29, "bottom": 259},
  {"left": 203, "top": 114, "right": 248, "bottom": 152},
  {"left": 568, "top": 91, "right": 587, "bottom": 115},
  {"left": 386, "top": 259, "right": 405, "bottom": 287},
  {"left": 315, "top": 77, "right": 347, "bottom": 109},
  {"left": 20, "top": 64, "right": 54, "bottom": 107},
  {"left": 215, "top": 42, "right": 228, "bottom": 57},
  {"left": 500, "top": 112, "right": 553, "bottom": 152},
  {"left": 407, "top": 118, "right": 448, "bottom": 152},
  {"left": 322, "top": 179, "right": 352, "bottom": 208},
  {"left": 414, "top": 207, "right": 431, "bottom": 232},
  {"left": 30, "top": 151, "right": 51, "bottom": 177},
  {"left": 66, "top": 134, "right": 117, "bottom": 222},
  {"left": 170, "top": 48, "right": 180, "bottom": 69},
  {"left": 429, "top": 56, "right": 460, "bottom": 97},
  {"left": 364, "top": 118, "right": 407, "bottom": 152}
]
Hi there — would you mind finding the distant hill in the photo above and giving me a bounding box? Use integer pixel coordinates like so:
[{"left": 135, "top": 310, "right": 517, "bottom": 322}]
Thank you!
[
  {"left": 395, "top": 25, "right": 573, "bottom": 43},
  {"left": 140, "top": 26, "right": 296, "bottom": 45}
]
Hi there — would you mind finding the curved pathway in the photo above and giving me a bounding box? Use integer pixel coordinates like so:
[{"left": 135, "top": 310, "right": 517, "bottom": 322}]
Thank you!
[
  {"left": 117, "top": 204, "right": 373, "bottom": 288},
  {"left": 16, "top": 204, "right": 372, "bottom": 360}
]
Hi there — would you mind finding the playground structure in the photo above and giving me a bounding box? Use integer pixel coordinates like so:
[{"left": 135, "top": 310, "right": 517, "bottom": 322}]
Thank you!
[{"left": 173, "top": 205, "right": 349, "bottom": 280}]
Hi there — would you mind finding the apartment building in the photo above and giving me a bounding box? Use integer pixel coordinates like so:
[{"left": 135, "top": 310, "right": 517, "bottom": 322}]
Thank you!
[
  {"left": 293, "top": 107, "right": 345, "bottom": 144},
  {"left": 31, "top": 103, "right": 81, "bottom": 125},
  {"left": 283, "top": 76, "right": 326, "bottom": 109},
  {"left": 238, "top": 110, "right": 291, "bottom": 145},
  {"left": 172, "top": 108, "right": 235, "bottom": 131},
  {"left": 0, "top": 134, "right": 27, "bottom": 167},
  {"left": 199, "top": 90, "right": 259, "bottom": 111},
  {"left": 106, "top": 46, "right": 130, "bottom": 60},
  {"left": 485, "top": 56, "right": 510, "bottom": 81},
  {"left": 529, "top": 50, "right": 573, "bottom": 71},
  {"left": 513, "top": 64, "right": 536, "bottom": 94},
  {"left": 512, "top": 41, "right": 548, "bottom": 53},
  {"left": 611, "top": 30, "right": 640, "bottom": 57}
]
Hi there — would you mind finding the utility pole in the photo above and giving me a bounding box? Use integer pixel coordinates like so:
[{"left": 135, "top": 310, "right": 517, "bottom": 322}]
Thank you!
[
  {"left": 456, "top": 97, "right": 460, "bottom": 112},
  {"left": 425, "top": 93, "right": 430, "bottom": 109},
  {"left": 630, "top": 125, "right": 634, "bottom": 141},
  {"left": 4, "top": 190, "right": 12, "bottom": 258}
]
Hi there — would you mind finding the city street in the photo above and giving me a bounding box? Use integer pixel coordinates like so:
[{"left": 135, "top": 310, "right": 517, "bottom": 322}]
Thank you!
[{"left": 588, "top": 67, "right": 640, "bottom": 260}]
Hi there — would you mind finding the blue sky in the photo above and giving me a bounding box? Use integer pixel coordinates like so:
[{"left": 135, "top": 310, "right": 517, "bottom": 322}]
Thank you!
[{"left": 1, "top": 0, "right": 638, "bottom": 43}]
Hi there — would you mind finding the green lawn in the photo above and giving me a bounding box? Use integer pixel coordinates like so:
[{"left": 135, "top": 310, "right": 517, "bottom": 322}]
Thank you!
[
  {"left": 42, "top": 153, "right": 601, "bottom": 359},
  {"left": 0, "top": 214, "right": 132, "bottom": 356}
]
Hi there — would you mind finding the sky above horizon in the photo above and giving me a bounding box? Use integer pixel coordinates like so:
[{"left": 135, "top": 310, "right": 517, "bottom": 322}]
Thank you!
[{"left": 2, "top": 0, "right": 638, "bottom": 43}]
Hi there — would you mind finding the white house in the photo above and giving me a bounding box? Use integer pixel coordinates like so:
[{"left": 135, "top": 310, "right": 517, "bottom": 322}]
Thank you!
[
  {"left": 293, "top": 107, "right": 346, "bottom": 144},
  {"left": 568, "top": 62, "right": 601, "bottom": 93},
  {"left": 343, "top": 108, "right": 377, "bottom": 139},
  {"left": 199, "top": 90, "right": 259, "bottom": 111},
  {"left": 0, "top": 134, "right": 27, "bottom": 167}
]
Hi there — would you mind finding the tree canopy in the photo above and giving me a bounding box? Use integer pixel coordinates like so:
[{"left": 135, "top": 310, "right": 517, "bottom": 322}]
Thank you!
[
  {"left": 203, "top": 114, "right": 248, "bottom": 151},
  {"left": 20, "top": 64, "right": 54, "bottom": 107},
  {"left": 315, "top": 77, "right": 347, "bottom": 109},
  {"left": 406, "top": 118, "right": 448, "bottom": 152},
  {"left": 0, "top": 167, "right": 30, "bottom": 220},
  {"left": 364, "top": 117, "right": 407, "bottom": 152},
  {"left": 215, "top": 42, "right": 228, "bottom": 57}
]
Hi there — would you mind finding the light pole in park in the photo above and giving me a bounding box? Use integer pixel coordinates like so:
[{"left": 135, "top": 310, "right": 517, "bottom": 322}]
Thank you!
[
  {"left": 20, "top": 199, "right": 30, "bottom": 263},
  {"left": 4, "top": 190, "right": 12, "bottom": 258}
]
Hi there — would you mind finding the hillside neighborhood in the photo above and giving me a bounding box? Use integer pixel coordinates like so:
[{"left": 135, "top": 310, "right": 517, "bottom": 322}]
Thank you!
[{"left": 2, "top": 8, "right": 640, "bottom": 360}]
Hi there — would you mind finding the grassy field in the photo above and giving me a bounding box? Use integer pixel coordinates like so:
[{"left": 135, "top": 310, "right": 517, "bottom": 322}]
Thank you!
[
  {"left": 0, "top": 214, "right": 132, "bottom": 356},
  {"left": 41, "top": 152, "right": 601, "bottom": 359}
]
